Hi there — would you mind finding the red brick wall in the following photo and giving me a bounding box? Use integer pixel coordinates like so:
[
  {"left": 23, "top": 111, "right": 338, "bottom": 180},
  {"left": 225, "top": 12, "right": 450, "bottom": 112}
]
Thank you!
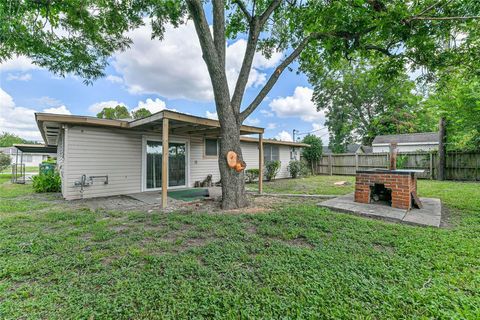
[{"left": 355, "top": 172, "right": 416, "bottom": 210}]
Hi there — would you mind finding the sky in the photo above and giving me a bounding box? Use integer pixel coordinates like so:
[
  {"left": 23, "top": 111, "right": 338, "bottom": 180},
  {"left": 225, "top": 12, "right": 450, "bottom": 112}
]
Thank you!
[{"left": 0, "top": 19, "right": 329, "bottom": 144}]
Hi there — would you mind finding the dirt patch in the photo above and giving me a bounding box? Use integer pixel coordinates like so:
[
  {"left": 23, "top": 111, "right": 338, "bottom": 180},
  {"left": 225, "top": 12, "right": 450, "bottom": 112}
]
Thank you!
[
  {"left": 372, "top": 243, "right": 395, "bottom": 254},
  {"left": 440, "top": 205, "right": 456, "bottom": 229}
]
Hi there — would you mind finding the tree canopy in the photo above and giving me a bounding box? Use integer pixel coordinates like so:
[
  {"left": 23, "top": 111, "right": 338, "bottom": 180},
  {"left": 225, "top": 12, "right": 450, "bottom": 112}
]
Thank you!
[
  {"left": 311, "top": 63, "right": 435, "bottom": 150},
  {"left": 96, "top": 106, "right": 153, "bottom": 120},
  {"left": 301, "top": 134, "right": 323, "bottom": 173},
  {"left": 0, "top": 132, "right": 32, "bottom": 147},
  {"left": 96, "top": 105, "right": 131, "bottom": 120}
]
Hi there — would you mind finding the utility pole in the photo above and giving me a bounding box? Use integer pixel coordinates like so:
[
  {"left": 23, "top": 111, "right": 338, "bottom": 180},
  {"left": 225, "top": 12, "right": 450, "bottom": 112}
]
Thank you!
[
  {"left": 438, "top": 117, "right": 447, "bottom": 181},
  {"left": 292, "top": 129, "right": 299, "bottom": 160}
]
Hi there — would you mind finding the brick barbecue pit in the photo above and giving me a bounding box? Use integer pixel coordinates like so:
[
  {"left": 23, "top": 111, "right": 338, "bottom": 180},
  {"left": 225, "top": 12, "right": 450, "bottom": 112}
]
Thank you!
[
  {"left": 354, "top": 169, "right": 419, "bottom": 210},
  {"left": 354, "top": 142, "right": 423, "bottom": 210}
]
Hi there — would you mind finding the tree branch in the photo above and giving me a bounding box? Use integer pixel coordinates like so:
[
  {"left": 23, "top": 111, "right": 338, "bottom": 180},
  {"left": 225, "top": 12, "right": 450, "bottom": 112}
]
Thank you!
[
  {"left": 259, "top": 0, "right": 283, "bottom": 25},
  {"left": 212, "top": 0, "right": 226, "bottom": 68},
  {"left": 362, "top": 45, "right": 393, "bottom": 56},
  {"left": 408, "top": 16, "right": 480, "bottom": 21},
  {"left": 230, "top": 18, "right": 259, "bottom": 113},
  {"left": 240, "top": 33, "right": 319, "bottom": 121},
  {"left": 186, "top": 0, "right": 230, "bottom": 107},
  {"left": 231, "top": 0, "right": 284, "bottom": 114},
  {"left": 232, "top": 0, "right": 252, "bottom": 22}
]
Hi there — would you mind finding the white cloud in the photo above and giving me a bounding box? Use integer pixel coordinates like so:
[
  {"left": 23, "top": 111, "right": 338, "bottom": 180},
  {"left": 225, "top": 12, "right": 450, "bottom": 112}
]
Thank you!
[
  {"left": 106, "top": 75, "right": 123, "bottom": 84},
  {"left": 88, "top": 100, "right": 127, "bottom": 114},
  {"left": 260, "top": 109, "right": 274, "bottom": 117},
  {"left": 43, "top": 105, "right": 71, "bottom": 115},
  {"left": 113, "top": 21, "right": 283, "bottom": 101},
  {"left": 0, "top": 56, "right": 39, "bottom": 72},
  {"left": 0, "top": 88, "right": 71, "bottom": 141},
  {"left": 275, "top": 130, "right": 293, "bottom": 142},
  {"left": 88, "top": 97, "right": 173, "bottom": 116},
  {"left": 132, "top": 98, "right": 168, "bottom": 114},
  {"left": 6, "top": 73, "right": 32, "bottom": 81},
  {"left": 34, "top": 96, "right": 62, "bottom": 108},
  {"left": 205, "top": 111, "right": 218, "bottom": 120},
  {"left": 245, "top": 117, "right": 260, "bottom": 126},
  {"left": 266, "top": 123, "right": 277, "bottom": 130},
  {"left": 269, "top": 86, "right": 325, "bottom": 123}
]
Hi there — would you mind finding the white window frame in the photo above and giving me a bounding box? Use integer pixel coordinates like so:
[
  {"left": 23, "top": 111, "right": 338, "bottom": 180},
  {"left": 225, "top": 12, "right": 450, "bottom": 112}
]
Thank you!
[{"left": 141, "top": 135, "right": 190, "bottom": 192}]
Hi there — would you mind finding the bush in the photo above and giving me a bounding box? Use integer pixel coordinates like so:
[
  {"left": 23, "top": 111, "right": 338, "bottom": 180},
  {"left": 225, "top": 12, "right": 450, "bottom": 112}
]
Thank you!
[
  {"left": 265, "top": 160, "right": 281, "bottom": 181},
  {"left": 396, "top": 155, "right": 408, "bottom": 169},
  {"left": 287, "top": 160, "right": 304, "bottom": 178},
  {"left": 245, "top": 168, "right": 259, "bottom": 183},
  {"left": 0, "top": 153, "right": 11, "bottom": 172},
  {"left": 32, "top": 171, "right": 61, "bottom": 193}
]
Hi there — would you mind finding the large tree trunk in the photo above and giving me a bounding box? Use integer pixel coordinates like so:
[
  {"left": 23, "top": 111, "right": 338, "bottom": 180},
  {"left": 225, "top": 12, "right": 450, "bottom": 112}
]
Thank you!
[{"left": 218, "top": 116, "right": 248, "bottom": 209}]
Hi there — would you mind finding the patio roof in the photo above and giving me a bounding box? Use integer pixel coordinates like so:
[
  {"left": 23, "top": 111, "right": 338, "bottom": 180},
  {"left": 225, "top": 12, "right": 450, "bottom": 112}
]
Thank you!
[
  {"left": 36, "top": 110, "right": 264, "bottom": 146},
  {"left": 13, "top": 144, "right": 57, "bottom": 154}
]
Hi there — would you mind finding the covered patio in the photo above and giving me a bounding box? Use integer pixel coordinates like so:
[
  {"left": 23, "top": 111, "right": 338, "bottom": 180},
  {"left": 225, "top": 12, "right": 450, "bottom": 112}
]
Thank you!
[{"left": 129, "top": 110, "right": 265, "bottom": 208}]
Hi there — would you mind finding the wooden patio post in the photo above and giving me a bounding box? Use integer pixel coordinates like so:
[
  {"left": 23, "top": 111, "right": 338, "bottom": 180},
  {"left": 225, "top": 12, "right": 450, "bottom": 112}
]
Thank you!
[
  {"left": 438, "top": 117, "right": 446, "bottom": 181},
  {"left": 258, "top": 133, "right": 264, "bottom": 194},
  {"left": 162, "top": 118, "right": 169, "bottom": 209}
]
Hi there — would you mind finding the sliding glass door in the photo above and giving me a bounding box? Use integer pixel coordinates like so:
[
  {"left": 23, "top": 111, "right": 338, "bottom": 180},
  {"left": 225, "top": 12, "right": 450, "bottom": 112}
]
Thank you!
[{"left": 145, "top": 140, "right": 186, "bottom": 190}]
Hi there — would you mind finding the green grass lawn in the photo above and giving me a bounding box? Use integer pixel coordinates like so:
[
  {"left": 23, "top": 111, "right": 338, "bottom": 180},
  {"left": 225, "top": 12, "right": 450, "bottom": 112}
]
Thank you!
[
  {"left": 0, "top": 176, "right": 479, "bottom": 318},
  {"left": 1, "top": 166, "right": 38, "bottom": 174}
]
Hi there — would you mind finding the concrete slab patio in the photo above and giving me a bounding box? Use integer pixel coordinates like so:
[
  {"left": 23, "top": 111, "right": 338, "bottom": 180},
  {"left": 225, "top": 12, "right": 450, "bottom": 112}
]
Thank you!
[{"left": 318, "top": 193, "right": 442, "bottom": 227}]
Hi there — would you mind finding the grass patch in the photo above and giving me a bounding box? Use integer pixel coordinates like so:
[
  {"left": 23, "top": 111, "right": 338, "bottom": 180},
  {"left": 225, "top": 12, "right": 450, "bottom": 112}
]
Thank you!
[{"left": 0, "top": 177, "right": 479, "bottom": 318}]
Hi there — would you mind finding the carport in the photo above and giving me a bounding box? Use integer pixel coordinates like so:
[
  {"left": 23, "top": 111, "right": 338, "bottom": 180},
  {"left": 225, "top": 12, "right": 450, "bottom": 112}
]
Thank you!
[{"left": 11, "top": 144, "right": 57, "bottom": 184}]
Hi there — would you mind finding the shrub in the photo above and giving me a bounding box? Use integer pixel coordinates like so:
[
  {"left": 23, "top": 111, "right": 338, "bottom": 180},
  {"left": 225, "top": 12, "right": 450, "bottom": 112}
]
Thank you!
[
  {"left": 396, "top": 155, "right": 408, "bottom": 169},
  {"left": 265, "top": 160, "right": 281, "bottom": 181},
  {"left": 0, "top": 153, "right": 11, "bottom": 172},
  {"left": 287, "top": 160, "right": 304, "bottom": 178},
  {"left": 32, "top": 171, "right": 61, "bottom": 193},
  {"left": 245, "top": 168, "right": 259, "bottom": 183}
]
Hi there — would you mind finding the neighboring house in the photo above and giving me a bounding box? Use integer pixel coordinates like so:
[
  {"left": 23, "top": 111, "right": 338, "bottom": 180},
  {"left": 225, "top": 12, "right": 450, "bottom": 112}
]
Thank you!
[
  {"left": 372, "top": 132, "right": 439, "bottom": 153},
  {"left": 0, "top": 146, "right": 56, "bottom": 167},
  {"left": 35, "top": 110, "right": 308, "bottom": 200},
  {"left": 322, "top": 144, "right": 372, "bottom": 155}
]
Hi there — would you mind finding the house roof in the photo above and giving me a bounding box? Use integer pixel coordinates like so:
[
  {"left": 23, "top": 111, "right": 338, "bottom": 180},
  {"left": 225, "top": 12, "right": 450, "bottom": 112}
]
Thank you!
[
  {"left": 322, "top": 144, "right": 370, "bottom": 154},
  {"left": 372, "top": 132, "right": 439, "bottom": 145},
  {"left": 240, "top": 136, "right": 309, "bottom": 147},
  {"left": 35, "top": 110, "right": 307, "bottom": 148},
  {"left": 35, "top": 110, "right": 264, "bottom": 146}
]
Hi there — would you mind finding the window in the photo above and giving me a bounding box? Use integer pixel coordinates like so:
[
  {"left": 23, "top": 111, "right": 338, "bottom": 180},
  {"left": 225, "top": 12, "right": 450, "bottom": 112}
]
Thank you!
[
  {"left": 205, "top": 138, "right": 218, "bottom": 157},
  {"left": 264, "top": 144, "right": 279, "bottom": 162},
  {"left": 23, "top": 155, "right": 33, "bottom": 163}
]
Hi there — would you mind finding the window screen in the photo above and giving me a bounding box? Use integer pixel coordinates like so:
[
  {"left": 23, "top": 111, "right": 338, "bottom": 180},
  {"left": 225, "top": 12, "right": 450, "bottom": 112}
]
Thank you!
[
  {"left": 264, "top": 144, "right": 279, "bottom": 162},
  {"left": 205, "top": 138, "right": 218, "bottom": 156}
]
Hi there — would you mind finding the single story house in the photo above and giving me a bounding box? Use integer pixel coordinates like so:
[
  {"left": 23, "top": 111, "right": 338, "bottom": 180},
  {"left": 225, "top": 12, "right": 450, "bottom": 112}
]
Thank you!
[
  {"left": 322, "top": 144, "right": 372, "bottom": 155},
  {"left": 35, "top": 110, "right": 307, "bottom": 205},
  {"left": 0, "top": 145, "right": 56, "bottom": 167},
  {"left": 372, "top": 132, "right": 439, "bottom": 153}
]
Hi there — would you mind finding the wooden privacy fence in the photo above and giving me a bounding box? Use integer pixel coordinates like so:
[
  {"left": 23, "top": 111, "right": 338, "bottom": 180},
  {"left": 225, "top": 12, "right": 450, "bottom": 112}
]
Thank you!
[{"left": 316, "top": 151, "right": 480, "bottom": 181}]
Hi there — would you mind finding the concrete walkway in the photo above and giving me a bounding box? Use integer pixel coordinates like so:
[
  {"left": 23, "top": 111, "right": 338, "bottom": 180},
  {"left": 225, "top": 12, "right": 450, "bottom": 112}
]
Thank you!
[{"left": 318, "top": 193, "right": 442, "bottom": 227}]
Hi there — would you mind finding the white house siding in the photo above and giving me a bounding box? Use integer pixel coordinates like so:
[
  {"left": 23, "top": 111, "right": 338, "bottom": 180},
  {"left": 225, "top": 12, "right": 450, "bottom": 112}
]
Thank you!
[
  {"left": 189, "top": 135, "right": 222, "bottom": 185},
  {"left": 62, "top": 126, "right": 296, "bottom": 200},
  {"left": 63, "top": 126, "right": 143, "bottom": 200},
  {"left": 372, "top": 144, "right": 438, "bottom": 153}
]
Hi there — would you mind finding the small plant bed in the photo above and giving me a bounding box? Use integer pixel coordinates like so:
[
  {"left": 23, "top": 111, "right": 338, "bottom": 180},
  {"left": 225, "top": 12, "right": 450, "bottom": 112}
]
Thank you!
[{"left": 0, "top": 178, "right": 479, "bottom": 318}]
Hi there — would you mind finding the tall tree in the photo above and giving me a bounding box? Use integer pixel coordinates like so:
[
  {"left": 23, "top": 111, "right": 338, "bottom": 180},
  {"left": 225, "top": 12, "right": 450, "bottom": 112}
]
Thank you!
[
  {"left": 301, "top": 134, "right": 323, "bottom": 174},
  {"left": 2, "top": 0, "right": 479, "bottom": 208},
  {"left": 0, "top": 132, "right": 29, "bottom": 147},
  {"left": 131, "top": 108, "right": 152, "bottom": 119},
  {"left": 425, "top": 70, "right": 480, "bottom": 151},
  {"left": 97, "top": 105, "right": 131, "bottom": 120},
  {"left": 312, "top": 64, "right": 428, "bottom": 148}
]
